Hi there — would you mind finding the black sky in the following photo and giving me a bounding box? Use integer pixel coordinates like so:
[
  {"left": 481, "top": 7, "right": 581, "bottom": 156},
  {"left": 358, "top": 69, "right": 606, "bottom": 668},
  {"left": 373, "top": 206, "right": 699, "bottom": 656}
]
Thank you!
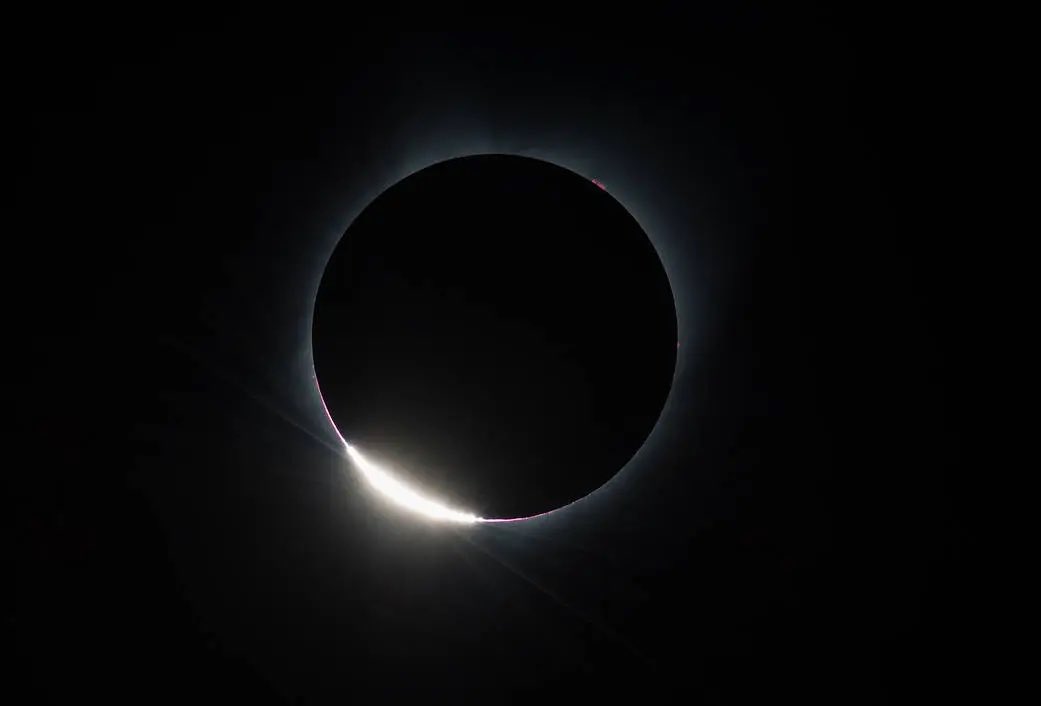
[{"left": 14, "top": 5, "right": 976, "bottom": 704}]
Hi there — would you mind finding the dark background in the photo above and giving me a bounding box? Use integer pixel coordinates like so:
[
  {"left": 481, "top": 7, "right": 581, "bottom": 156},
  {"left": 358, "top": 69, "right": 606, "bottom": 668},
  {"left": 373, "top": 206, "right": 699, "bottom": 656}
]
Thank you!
[{"left": 13, "top": 4, "right": 976, "bottom": 703}]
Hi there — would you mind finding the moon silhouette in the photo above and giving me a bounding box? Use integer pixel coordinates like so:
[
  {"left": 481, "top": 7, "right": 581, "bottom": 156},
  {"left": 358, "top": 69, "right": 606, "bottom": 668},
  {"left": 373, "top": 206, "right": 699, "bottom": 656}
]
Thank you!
[{"left": 312, "top": 155, "right": 677, "bottom": 522}]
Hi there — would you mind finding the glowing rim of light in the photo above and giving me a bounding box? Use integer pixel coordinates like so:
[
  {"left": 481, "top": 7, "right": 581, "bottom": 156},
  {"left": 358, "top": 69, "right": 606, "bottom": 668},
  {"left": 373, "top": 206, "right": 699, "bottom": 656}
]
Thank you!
[
  {"left": 344, "top": 442, "right": 481, "bottom": 524},
  {"left": 320, "top": 381, "right": 547, "bottom": 525},
  {"left": 348, "top": 438, "right": 560, "bottom": 524}
]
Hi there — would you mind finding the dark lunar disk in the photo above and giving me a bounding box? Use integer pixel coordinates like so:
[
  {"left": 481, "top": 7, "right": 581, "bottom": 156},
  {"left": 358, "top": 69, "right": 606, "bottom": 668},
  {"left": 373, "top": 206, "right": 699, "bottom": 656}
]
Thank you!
[{"left": 313, "top": 155, "right": 677, "bottom": 519}]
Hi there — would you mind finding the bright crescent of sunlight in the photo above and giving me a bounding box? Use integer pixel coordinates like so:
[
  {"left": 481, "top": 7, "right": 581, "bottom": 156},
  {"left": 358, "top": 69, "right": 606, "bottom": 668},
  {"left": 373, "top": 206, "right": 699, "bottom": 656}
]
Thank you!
[{"left": 345, "top": 443, "right": 481, "bottom": 524}]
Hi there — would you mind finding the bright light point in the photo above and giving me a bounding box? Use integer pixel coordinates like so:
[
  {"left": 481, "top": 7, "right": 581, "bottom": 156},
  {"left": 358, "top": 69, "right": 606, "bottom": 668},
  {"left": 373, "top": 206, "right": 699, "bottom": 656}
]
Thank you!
[{"left": 344, "top": 443, "right": 481, "bottom": 524}]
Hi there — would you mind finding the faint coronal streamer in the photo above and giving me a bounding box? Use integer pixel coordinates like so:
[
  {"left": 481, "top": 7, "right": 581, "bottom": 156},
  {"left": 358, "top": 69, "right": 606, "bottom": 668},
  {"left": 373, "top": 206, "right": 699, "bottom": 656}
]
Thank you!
[{"left": 345, "top": 443, "right": 481, "bottom": 524}]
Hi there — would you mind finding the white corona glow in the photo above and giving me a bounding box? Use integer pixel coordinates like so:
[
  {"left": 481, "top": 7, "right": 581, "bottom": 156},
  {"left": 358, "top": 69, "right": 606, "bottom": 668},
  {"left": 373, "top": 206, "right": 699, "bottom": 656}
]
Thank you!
[{"left": 345, "top": 443, "right": 481, "bottom": 524}]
